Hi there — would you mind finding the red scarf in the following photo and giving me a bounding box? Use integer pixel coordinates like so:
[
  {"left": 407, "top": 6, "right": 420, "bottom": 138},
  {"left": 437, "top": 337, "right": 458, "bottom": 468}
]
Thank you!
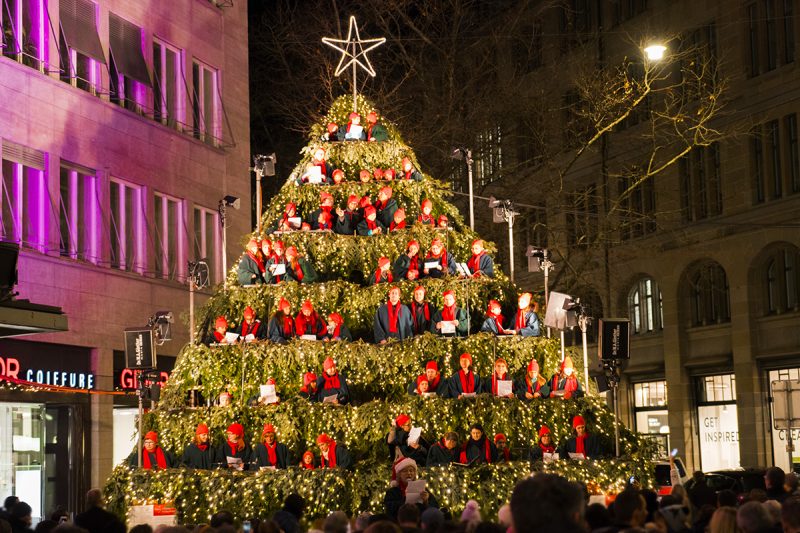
[
  {"left": 576, "top": 433, "right": 587, "bottom": 455},
  {"left": 387, "top": 301, "right": 401, "bottom": 333},
  {"left": 411, "top": 302, "right": 431, "bottom": 323},
  {"left": 487, "top": 309, "right": 504, "bottom": 332},
  {"left": 367, "top": 123, "right": 374, "bottom": 139},
  {"left": 213, "top": 331, "right": 225, "bottom": 342},
  {"left": 427, "top": 373, "right": 441, "bottom": 391},
  {"left": 407, "top": 255, "right": 419, "bottom": 276},
  {"left": 539, "top": 440, "right": 555, "bottom": 454},
  {"left": 241, "top": 320, "right": 259, "bottom": 337},
  {"left": 459, "top": 438, "right": 491, "bottom": 463},
  {"left": 375, "top": 199, "right": 388, "bottom": 210},
  {"left": 418, "top": 214, "right": 434, "bottom": 226},
  {"left": 390, "top": 220, "right": 406, "bottom": 231},
  {"left": 290, "top": 259, "right": 304, "bottom": 281},
  {"left": 247, "top": 250, "right": 265, "bottom": 273},
  {"left": 515, "top": 309, "right": 528, "bottom": 330},
  {"left": 501, "top": 448, "right": 511, "bottom": 462},
  {"left": 227, "top": 439, "right": 242, "bottom": 456},
  {"left": 320, "top": 441, "right": 337, "bottom": 468},
  {"left": 442, "top": 303, "right": 457, "bottom": 321},
  {"left": 323, "top": 371, "right": 341, "bottom": 390},
  {"left": 318, "top": 218, "right": 332, "bottom": 230},
  {"left": 197, "top": 443, "right": 208, "bottom": 451},
  {"left": 491, "top": 372, "right": 508, "bottom": 395},
  {"left": 375, "top": 269, "right": 393, "bottom": 284},
  {"left": 301, "top": 459, "right": 315, "bottom": 470},
  {"left": 295, "top": 312, "right": 320, "bottom": 336},
  {"left": 366, "top": 217, "right": 377, "bottom": 230},
  {"left": 143, "top": 447, "right": 168, "bottom": 470},
  {"left": 559, "top": 375, "right": 579, "bottom": 393},
  {"left": 427, "top": 249, "right": 448, "bottom": 271},
  {"left": 467, "top": 252, "right": 484, "bottom": 276},
  {"left": 264, "top": 441, "right": 278, "bottom": 466},
  {"left": 458, "top": 369, "right": 475, "bottom": 393},
  {"left": 404, "top": 169, "right": 414, "bottom": 180},
  {"left": 281, "top": 315, "right": 294, "bottom": 337},
  {"left": 526, "top": 374, "right": 544, "bottom": 394}
]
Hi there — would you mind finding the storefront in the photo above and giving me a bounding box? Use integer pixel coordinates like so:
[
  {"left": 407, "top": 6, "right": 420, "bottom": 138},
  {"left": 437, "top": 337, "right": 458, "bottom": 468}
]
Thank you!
[
  {"left": 766, "top": 366, "right": 800, "bottom": 473},
  {"left": 0, "top": 339, "right": 92, "bottom": 521},
  {"left": 696, "top": 373, "right": 740, "bottom": 471},
  {"left": 632, "top": 380, "right": 669, "bottom": 455}
]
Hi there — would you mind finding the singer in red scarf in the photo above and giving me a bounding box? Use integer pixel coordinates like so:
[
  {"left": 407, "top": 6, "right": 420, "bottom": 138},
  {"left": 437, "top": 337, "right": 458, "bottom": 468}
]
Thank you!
[
  {"left": 559, "top": 415, "right": 606, "bottom": 460},
  {"left": 315, "top": 357, "right": 350, "bottom": 404},
  {"left": 324, "top": 313, "right": 352, "bottom": 341},
  {"left": 358, "top": 168, "right": 372, "bottom": 183},
  {"left": 316, "top": 433, "right": 353, "bottom": 469},
  {"left": 518, "top": 359, "right": 551, "bottom": 400},
  {"left": 128, "top": 431, "right": 175, "bottom": 469},
  {"left": 234, "top": 306, "right": 265, "bottom": 341},
  {"left": 407, "top": 360, "right": 443, "bottom": 395},
  {"left": 215, "top": 423, "right": 251, "bottom": 470},
  {"left": 393, "top": 241, "right": 422, "bottom": 281},
  {"left": 459, "top": 423, "right": 497, "bottom": 465},
  {"left": 268, "top": 298, "right": 295, "bottom": 344},
  {"left": 357, "top": 205, "right": 385, "bottom": 236},
  {"left": 300, "top": 450, "right": 316, "bottom": 469},
  {"left": 383, "top": 167, "right": 397, "bottom": 180},
  {"left": 237, "top": 238, "right": 264, "bottom": 286},
  {"left": 310, "top": 147, "right": 333, "bottom": 181},
  {"left": 432, "top": 290, "right": 468, "bottom": 337},
  {"left": 423, "top": 238, "right": 456, "bottom": 278},
  {"left": 254, "top": 423, "right": 292, "bottom": 469},
  {"left": 550, "top": 355, "right": 584, "bottom": 399},
  {"left": 389, "top": 208, "right": 407, "bottom": 232},
  {"left": 465, "top": 239, "right": 495, "bottom": 278},
  {"left": 366, "top": 110, "right": 389, "bottom": 141},
  {"left": 417, "top": 199, "right": 435, "bottom": 226},
  {"left": 344, "top": 112, "right": 366, "bottom": 141},
  {"left": 264, "top": 241, "right": 286, "bottom": 283},
  {"left": 411, "top": 375, "right": 430, "bottom": 395},
  {"left": 509, "top": 292, "right": 542, "bottom": 337},
  {"left": 383, "top": 458, "right": 439, "bottom": 520},
  {"left": 375, "top": 186, "right": 398, "bottom": 227},
  {"left": 494, "top": 434, "right": 513, "bottom": 462},
  {"left": 529, "top": 426, "right": 557, "bottom": 462},
  {"left": 447, "top": 353, "right": 482, "bottom": 398},
  {"left": 310, "top": 191, "right": 335, "bottom": 230},
  {"left": 274, "top": 202, "right": 299, "bottom": 232},
  {"left": 480, "top": 300, "right": 511, "bottom": 335},
  {"left": 297, "top": 372, "right": 317, "bottom": 400},
  {"left": 408, "top": 285, "right": 435, "bottom": 335},
  {"left": 316, "top": 210, "right": 333, "bottom": 231},
  {"left": 400, "top": 157, "right": 423, "bottom": 181},
  {"left": 334, "top": 194, "right": 362, "bottom": 235},
  {"left": 370, "top": 256, "right": 394, "bottom": 285},
  {"left": 485, "top": 358, "right": 515, "bottom": 398},
  {"left": 260, "top": 237, "right": 272, "bottom": 270},
  {"left": 295, "top": 300, "right": 326, "bottom": 339},
  {"left": 373, "top": 286, "right": 413, "bottom": 343},
  {"left": 284, "top": 246, "right": 318, "bottom": 284},
  {"left": 387, "top": 414, "right": 429, "bottom": 464},
  {"left": 211, "top": 316, "right": 229, "bottom": 344},
  {"left": 437, "top": 214, "right": 449, "bottom": 229},
  {"left": 181, "top": 424, "right": 214, "bottom": 469}
]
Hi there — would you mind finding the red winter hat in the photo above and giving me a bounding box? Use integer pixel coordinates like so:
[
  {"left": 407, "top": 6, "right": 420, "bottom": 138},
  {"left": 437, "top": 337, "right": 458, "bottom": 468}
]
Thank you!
[
  {"left": 262, "top": 423, "right": 276, "bottom": 435},
  {"left": 266, "top": 378, "right": 276, "bottom": 385},
  {"left": 347, "top": 194, "right": 359, "bottom": 205},
  {"left": 303, "top": 372, "right": 317, "bottom": 386},
  {"left": 379, "top": 186, "right": 392, "bottom": 198},
  {"left": 528, "top": 359, "right": 540, "bottom": 373},
  {"left": 278, "top": 298, "right": 291, "bottom": 313},
  {"left": 226, "top": 423, "right": 244, "bottom": 438},
  {"left": 367, "top": 111, "right": 378, "bottom": 122},
  {"left": 359, "top": 195, "right": 372, "bottom": 208},
  {"left": 243, "top": 306, "right": 255, "bottom": 319},
  {"left": 388, "top": 286, "right": 401, "bottom": 297},
  {"left": 443, "top": 289, "right": 455, "bottom": 298},
  {"left": 285, "top": 202, "right": 296, "bottom": 213},
  {"left": 425, "top": 360, "right": 438, "bottom": 372},
  {"left": 378, "top": 256, "right": 390, "bottom": 269},
  {"left": 472, "top": 239, "right": 484, "bottom": 248},
  {"left": 144, "top": 431, "right": 158, "bottom": 443},
  {"left": 301, "top": 300, "right": 314, "bottom": 313},
  {"left": 323, "top": 357, "right": 336, "bottom": 371},
  {"left": 393, "top": 208, "right": 406, "bottom": 220},
  {"left": 538, "top": 426, "right": 551, "bottom": 439},
  {"left": 349, "top": 112, "right": 359, "bottom": 120},
  {"left": 396, "top": 414, "right": 411, "bottom": 427},
  {"left": 437, "top": 215, "right": 449, "bottom": 225},
  {"left": 364, "top": 205, "right": 377, "bottom": 217},
  {"left": 320, "top": 191, "right": 334, "bottom": 203},
  {"left": 359, "top": 169, "right": 371, "bottom": 180},
  {"left": 407, "top": 240, "right": 419, "bottom": 251},
  {"left": 260, "top": 238, "right": 271, "bottom": 249},
  {"left": 247, "top": 238, "right": 259, "bottom": 251},
  {"left": 215, "top": 316, "right": 227, "bottom": 330},
  {"left": 328, "top": 313, "right": 344, "bottom": 325},
  {"left": 562, "top": 356, "right": 575, "bottom": 371},
  {"left": 414, "top": 285, "right": 426, "bottom": 295},
  {"left": 332, "top": 168, "right": 345, "bottom": 179},
  {"left": 494, "top": 433, "right": 507, "bottom": 443},
  {"left": 416, "top": 375, "right": 429, "bottom": 387},
  {"left": 326, "top": 122, "right": 338, "bottom": 133},
  {"left": 373, "top": 168, "right": 384, "bottom": 179},
  {"left": 285, "top": 246, "right": 298, "bottom": 259},
  {"left": 402, "top": 157, "right": 412, "bottom": 167},
  {"left": 196, "top": 424, "right": 209, "bottom": 436},
  {"left": 487, "top": 300, "right": 501, "bottom": 315},
  {"left": 421, "top": 198, "right": 432, "bottom": 209},
  {"left": 495, "top": 358, "right": 507, "bottom": 367},
  {"left": 431, "top": 238, "right": 443, "bottom": 247},
  {"left": 384, "top": 168, "right": 396, "bottom": 179},
  {"left": 316, "top": 433, "right": 333, "bottom": 445},
  {"left": 460, "top": 353, "right": 473, "bottom": 365},
  {"left": 273, "top": 240, "right": 284, "bottom": 251},
  {"left": 572, "top": 415, "right": 586, "bottom": 429}
]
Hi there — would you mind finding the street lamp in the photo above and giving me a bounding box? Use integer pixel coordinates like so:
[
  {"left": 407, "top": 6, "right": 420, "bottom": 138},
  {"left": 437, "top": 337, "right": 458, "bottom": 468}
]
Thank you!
[
  {"left": 488, "top": 196, "right": 519, "bottom": 281},
  {"left": 643, "top": 44, "right": 667, "bottom": 61},
  {"left": 218, "top": 195, "right": 240, "bottom": 291},
  {"left": 450, "top": 147, "right": 475, "bottom": 230},
  {"left": 252, "top": 154, "right": 276, "bottom": 233},
  {"left": 187, "top": 260, "right": 209, "bottom": 344}
]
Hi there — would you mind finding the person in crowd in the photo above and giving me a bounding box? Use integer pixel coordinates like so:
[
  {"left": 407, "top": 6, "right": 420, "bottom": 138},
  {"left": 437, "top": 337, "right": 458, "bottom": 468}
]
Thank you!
[
  {"left": 465, "top": 239, "right": 494, "bottom": 278},
  {"left": 384, "top": 458, "right": 439, "bottom": 520},
  {"left": 550, "top": 356, "right": 583, "bottom": 399},
  {"left": 264, "top": 240, "right": 287, "bottom": 283},
  {"left": 284, "top": 246, "right": 318, "bottom": 284},
  {"left": 335, "top": 195, "right": 362, "bottom": 235},
  {"left": 408, "top": 361, "right": 443, "bottom": 396},
  {"left": 785, "top": 472, "right": 799, "bottom": 496},
  {"left": 359, "top": 168, "right": 373, "bottom": 184},
  {"left": 737, "top": 501, "right": 777, "bottom": 533},
  {"left": 559, "top": 415, "right": 605, "bottom": 460},
  {"left": 300, "top": 450, "right": 315, "bottom": 469},
  {"left": 782, "top": 498, "right": 800, "bottom": 533},
  {"left": 431, "top": 290, "right": 468, "bottom": 337},
  {"left": 237, "top": 238, "right": 264, "bottom": 286},
  {"left": 345, "top": 112, "right": 366, "bottom": 141},
  {"left": 316, "top": 357, "right": 349, "bottom": 404},
  {"left": 686, "top": 471, "right": 718, "bottom": 510},
  {"left": 128, "top": 431, "right": 176, "bottom": 469},
  {"left": 387, "top": 414, "right": 428, "bottom": 464},
  {"left": 518, "top": 359, "right": 550, "bottom": 400},
  {"left": 375, "top": 187, "right": 398, "bottom": 228},
  {"left": 321, "top": 122, "right": 342, "bottom": 142},
  {"left": 254, "top": 423, "right": 293, "bottom": 469},
  {"left": 210, "top": 316, "right": 230, "bottom": 344},
  {"left": 447, "top": 353, "right": 481, "bottom": 398},
  {"left": 374, "top": 286, "right": 413, "bottom": 344},
  {"left": 74, "top": 488, "right": 125, "bottom": 533},
  {"left": 422, "top": 238, "right": 456, "bottom": 278},
  {"left": 460, "top": 499, "right": 481, "bottom": 527},
  {"left": 397, "top": 504, "right": 421, "bottom": 532},
  {"left": 509, "top": 292, "right": 541, "bottom": 337},
  {"left": 393, "top": 241, "right": 422, "bottom": 281},
  {"left": 417, "top": 199, "right": 435, "bottom": 227},
  {"left": 410, "top": 375, "right": 431, "bottom": 396},
  {"left": 371, "top": 256, "right": 394, "bottom": 285},
  {"left": 216, "top": 423, "right": 251, "bottom": 471},
  {"left": 458, "top": 423, "right": 497, "bottom": 465},
  {"left": 297, "top": 372, "right": 317, "bottom": 400},
  {"left": 218, "top": 391, "right": 233, "bottom": 407},
  {"left": 388, "top": 208, "right": 407, "bottom": 232},
  {"left": 272, "top": 493, "right": 306, "bottom": 533},
  {"left": 436, "top": 215, "right": 449, "bottom": 230},
  {"left": 357, "top": 205, "right": 386, "bottom": 236},
  {"left": 400, "top": 157, "right": 423, "bottom": 181},
  {"left": 273, "top": 202, "right": 301, "bottom": 232},
  {"left": 234, "top": 306, "right": 266, "bottom": 342},
  {"left": 295, "top": 300, "right": 326, "bottom": 339},
  {"left": 485, "top": 358, "right": 515, "bottom": 398},
  {"left": 316, "top": 434, "right": 353, "bottom": 469},
  {"left": 409, "top": 286, "right": 435, "bottom": 335},
  {"left": 366, "top": 111, "right": 389, "bottom": 142},
  {"left": 324, "top": 313, "right": 352, "bottom": 342},
  {"left": 267, "top": 298, "right": 295, "bottom": 344},
  {"left": 480, "top": 300, "right": 512, "bottom": 335},
  {"left": 765, "top": 467, "right": 788, "bottom": 502},
  {"left": 181, "top": 423, "right": 215, "bottom": 469},
  {"left": 309, "top": 192, "right": 335, "bottom": 230},
  {"left": 606, "top": 488, "right": 648, "bottom": 531},
  {"left": 426, "top": 432, "right": 459, "bottom": 467},
  {"left": 529, "top": 426, "right": 556, "bottom": 463},
  {"left": 494, "top": 434, "right": 512, "bottom": 462},
  {"left": 708, "top": 507, "right": 738, "bottom": 533},
  {"left": 1, "top": 496, "right": 18, "bottom": 523}
]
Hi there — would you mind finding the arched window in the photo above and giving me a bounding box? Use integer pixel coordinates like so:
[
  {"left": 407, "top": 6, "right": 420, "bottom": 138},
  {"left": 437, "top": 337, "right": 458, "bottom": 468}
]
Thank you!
[
  {"left": 628, "top": 277, "right": 663, "bottom": 334},
  {"left": 687, "top": 262, "right": 730, "bottom": 326},
  {"left": 764, "top": 246, "right": 799, "bottom": 314}
]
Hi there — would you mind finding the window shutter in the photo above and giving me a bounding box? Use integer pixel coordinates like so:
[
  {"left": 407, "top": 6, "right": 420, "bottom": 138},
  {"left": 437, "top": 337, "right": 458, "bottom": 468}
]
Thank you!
[
  {"left": 109, "top": 13, "right": 152, "bottom": 87},
  {"left": 59, "top": 0, "right": 106, "bottom": 63},
  {"left": 2, "top": 140, "right": 45, "bottom": 170}
]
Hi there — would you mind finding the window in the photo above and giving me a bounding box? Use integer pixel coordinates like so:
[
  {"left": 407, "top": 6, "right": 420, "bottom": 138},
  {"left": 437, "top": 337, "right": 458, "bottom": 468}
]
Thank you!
[
  {"left": 767, "top": 367, "right": 800, "bottom": 472},
  {"left": 611, "top": 0, "right": 648, "bottom": 26},
  {"left": 154, "top": 39, "right": 184, "bottom": 128},
  {"left": 1, "top": 0, "right": 46, "bottom": 70},
  {"left": 566, "top": 184, "right": 598, "bottom": 247},
  {"left": 748, "top": 4, "right": 760, "bottom": 76},
  {"left": 153, "top": 192, "right": 185, "bottom": 281},
  {"left": 58, "top": 0, "right": 105, "bottom": 94},
  {"left": 633, "top": 380, "right": 669, "bottom": 454},
  {"left": 751, "top": 115, "right": 799, "bottom": 203},
  {"left": 475, "top": 126, "right": 502, "bottom": 186},
  {"left": 192, "top": 59, "right": 220, "bottom": 145},
  {"left": 108, "top": 13, "right": 152, "bottom": 114},
  {"left": 1, "top": 140, "right": 47, "bottom": 250},
  {"left": 629, "top": 277, "right": 664, "bottom": 334},
  {"left": 192, "top": 206, "right": 219, "bottom": 284},
  {"left": 679, "top": 143, "right": 722, "bottom": 221},
  {"left": 786, "top": 114, "right": 800, "bottom": 194},
  {"left": 58, "top": 163, "right": 98, "bottom": 262},
  {"left": 687, "top": 262, "right": 730, "bottom": 327},
  {"left": 109, "top": 179, "right": 143, "bottom": 273},
  {"left": 681, "top": 23, "right": 718, "bottom": 101},
  {"left": 559, "top": 0, "right": 591, "bottom": 53},
  {"left": 695, "top": 374, "right": 739, "bottom": 470},
  {"left": 513, "top": 18, "right": 542, "bottom": 73},
  {"left": 563, "top": 90, "right": 592, "bottom": 149},
  {"left": 515, "top": 113, "right": 544, "bottom": 167},
  {"left": 765, "top": 245, "right": 800, "bottom": 314},
  {"left": 618, "top": 174, "right": 656, "bottom": 240},
  {"left": 747, "top": 1, "right": 795, "bottom": 77}
]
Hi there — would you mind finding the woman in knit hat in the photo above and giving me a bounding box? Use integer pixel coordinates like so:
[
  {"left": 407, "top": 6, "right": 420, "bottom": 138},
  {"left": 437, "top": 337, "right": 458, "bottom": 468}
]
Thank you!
[
  {"left": 559, "top": 415, "right": 606, "bottom": 460},
  {"left": 383, "top": 458, "right": 439, "bottom": 520},
  {"left": 446, "top": 353, "right": 482, "bottom": 398},
  {"left": 315, "top": 357, "right": 349, "bottom": 405},
  {"left": 517, "top": 359, "right": 551, "bottom": 400},
  {"left": 386, "top": 413, "right": 428, "bottom": 464},
  {"left": 297, "top": 372, "right": 318, "bottom": 400},
  {"left": 334, "top": 194, "right": 362, "bottom": 235},
  {"left": 550, "top": 355, "right": 583, "bottom": 399},
  {"left": 254, "top": 423, "right": 293, "bottom": 469},
  {"left": 267, "top": 298, "right": 295, "bottom": 344},
  {"left": 458, "top": 423, "right": 497, "bottom": 465},
  {"left": 294, "top": 300, "right": 326, "bottom": 339},
  {"left": 215, "top": 423, "right": 251, "bottom": 471},
  {"left": 393, "top": 241, "right": 422, "bottom": 281},
  {"left": 181, "top": 423, "right": 215, "bottom": 469},
  {"left": 370, "top": 256, "right": 394, "bottom": 285},
  {"left": 316, "top": 433, "right": 352, "bottom": 469},
  {"left": 128, "top": 430, "right": 175, "bottom": 469},
  {"left": 529, "top": 426, "right": 557, "bottom": 463},
  {"left": 356, "top": 205, "right": 385, "bottom": 236},
  {"left": 323, "top": 313, "right": 352, "bottom": 342}
]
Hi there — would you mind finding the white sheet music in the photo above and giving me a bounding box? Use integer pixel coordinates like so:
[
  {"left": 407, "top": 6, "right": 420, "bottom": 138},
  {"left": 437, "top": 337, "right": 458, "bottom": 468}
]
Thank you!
[
  {"left": 224, "top": 332, "right": 239, "bottom": 343},
  {"left": 300, "top": 334, "right": 317, "bottom": 341},
  {"left": 440, "top": 322, "right": 456, "bottom": 335},
  {"left": 497, "top": 380, "right": 513, "bottom": 397},
  {"left": 270, "top": 263, "right": 286, "bottom": 276},
  {"left": 542, "top": 452, "right": 556, "bottom": 464},
  {"left": 346, "top": 125, "right": 363, "bottom": 139},
  {"left": 259, "top": 384, "right": 278, "bottom": 404},
  {"left": 407, "top": 427, "right": 422, "bottom": 445},
  {"left": 288, "top": 217, "right": 302, "bottom": 229},
  {"left": 424, "top": 260, "right": 441, "bottom": 270},
  {"left": 456, "top": 262, "right": 471, "bottom": 276},
  {"left": 568, "top": 452, "right": 586, "bottom": 460},
  {"left": 405, "top": 479, "right": 426, "bottom": 504}
]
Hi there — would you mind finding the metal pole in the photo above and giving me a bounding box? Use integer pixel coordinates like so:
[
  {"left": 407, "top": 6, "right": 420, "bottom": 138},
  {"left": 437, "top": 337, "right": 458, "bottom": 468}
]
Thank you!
[
  {"left": 137, "top": 371, "right": 143, "bottom": 468},
  {"left": 581, "top": 316, "right": 590, "bottom": 396},
  {"left": 507, "top": 212, "right": 515, "bottom": 282},
  {"left": 189, "top": 278, "right": 195, "bottom": 344},
  {"left": 543, "top": 260, "right": 551, "bottom": 338},
  {"left": 786, "top": 385, "right": 795, "bottom": 472},
  {"left": 255, "top": 169, "right": 263, "bottom": 234},
  {"left": 560, "top": 329, "right": 565, "bottom": 362},
  {"left": 614, "top": 382, "right": 621, "bottom": 456},
  {"left": 352, "top": 62, "right": 357, "bottom": 112},
  {"left": 466, "top": 149, "right": 474, "bottom": 230}
]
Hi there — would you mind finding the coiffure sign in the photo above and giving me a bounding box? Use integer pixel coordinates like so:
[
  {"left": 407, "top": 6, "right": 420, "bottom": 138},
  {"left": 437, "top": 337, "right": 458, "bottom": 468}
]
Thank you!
[{"left": 0, "top": 340, "right": 94, "bottom": 390}]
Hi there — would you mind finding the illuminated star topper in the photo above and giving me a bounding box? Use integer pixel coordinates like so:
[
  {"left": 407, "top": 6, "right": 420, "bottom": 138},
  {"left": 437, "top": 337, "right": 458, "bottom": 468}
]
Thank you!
[{"left": 322, "top": 16, "right": 386, "bottom": 111}]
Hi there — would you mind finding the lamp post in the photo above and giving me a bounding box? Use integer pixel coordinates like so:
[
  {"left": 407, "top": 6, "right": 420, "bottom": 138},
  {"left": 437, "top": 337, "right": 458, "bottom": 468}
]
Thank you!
[
  {"left": 643, "top": 44, "right": 667, "bottom": 62},
  {"left": 450, "top": 148, "right": 475, "bottom": 230},
  {"left": 527, "top": 246, "right": 555, "bottom": 337},
  {"left": 489, "top": 197, "right": 519, "bottom": 282},
  {"left": 218, "top": 195, "right": 241, "bottom": 291},
  {"left": 188, "top": 260, "right": 209, "bottom": 344},
  {"left": 252, "top": 154, "right": 276, "bottom": 233}
]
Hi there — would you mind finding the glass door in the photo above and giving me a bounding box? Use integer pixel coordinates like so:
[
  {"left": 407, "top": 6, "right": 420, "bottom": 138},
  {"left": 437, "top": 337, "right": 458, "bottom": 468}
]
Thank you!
[{"left": 0, "top": 403, "right": 45, "bottom": 521}]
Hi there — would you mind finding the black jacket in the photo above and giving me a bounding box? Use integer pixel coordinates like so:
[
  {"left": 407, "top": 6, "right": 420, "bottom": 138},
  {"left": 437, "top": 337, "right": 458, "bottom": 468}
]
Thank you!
[
  {"left": 254, "top": 441, "right": 293, "bottom": 469},
  {"left": 558, "top": 433, "right": 607, "bottom": 460},
  {"left": 426, "top": 440, "right": 458, "bottom": 467},
  {"left": 74, "top": 506, "right": 126, "bottom": 533},
  {"left": 181, "top": 443, "right": 215, "bottom": 469},
  {"left": 215, "top": 442, "right": 253, "bottom": 470},
  {"left": 384, "top": 486, "right": 439, "bottom": 521}
]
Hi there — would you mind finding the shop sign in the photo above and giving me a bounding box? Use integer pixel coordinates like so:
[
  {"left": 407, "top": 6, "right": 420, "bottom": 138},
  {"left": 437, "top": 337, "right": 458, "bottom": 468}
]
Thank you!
[
  {"left": 698, "top": 404, "right": 740, "bottom": 471},
  {"left": 0, "top": 339, "right": 94, "bottom": 390}
]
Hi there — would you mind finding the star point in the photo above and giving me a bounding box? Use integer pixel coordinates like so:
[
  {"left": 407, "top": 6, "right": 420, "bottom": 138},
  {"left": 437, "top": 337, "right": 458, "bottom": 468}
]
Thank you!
[{"left": 322, "top": 16, "right": 386, "bottom": 79}]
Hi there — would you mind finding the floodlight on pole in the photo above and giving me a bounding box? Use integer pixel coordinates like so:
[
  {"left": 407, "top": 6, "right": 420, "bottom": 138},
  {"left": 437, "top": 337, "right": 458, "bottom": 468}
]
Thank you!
[
  {"left": 644, "top": 44, "right": 667, "bottom": 61},
  {"left": 450, "top": 147, "right": 475, "bottom": 230},
  {"left": 252, "top": 154, "right": 276, "bottom": 234},
  {"left": 218, "top": 196, "right": 241, "bottom": 291},
  {"left": 488, "top": 197, "right": 520, "bottom": 282}
]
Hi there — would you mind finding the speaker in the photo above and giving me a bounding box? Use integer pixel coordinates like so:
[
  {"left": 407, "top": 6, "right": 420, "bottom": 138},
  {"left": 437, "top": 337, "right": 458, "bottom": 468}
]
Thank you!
[
  {"left": 597, "top": 319, "right": 630, "bottom": 360},
  {"left": 544, "top": 291, "right": 578, "bottom": 330},
  {"left": 124, "top": 328, "right": 157, "bottom": 369}
]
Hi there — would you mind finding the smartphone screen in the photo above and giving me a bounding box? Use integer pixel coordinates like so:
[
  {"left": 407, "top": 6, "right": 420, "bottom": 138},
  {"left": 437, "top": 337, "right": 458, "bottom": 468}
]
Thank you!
[
  {"left": 670, "top": 448, "right": 678, "bottom": 457},
  {"left": 243, "top": 521, "right": 251, "bottom": 533}
]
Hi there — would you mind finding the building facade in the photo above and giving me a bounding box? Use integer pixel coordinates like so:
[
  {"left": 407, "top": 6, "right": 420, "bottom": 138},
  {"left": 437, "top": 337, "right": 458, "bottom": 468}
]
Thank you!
[
  {"left": 471, "top": 0, "right": 800, "bottom": 473},
  {"left": 0, "top": 0, "right": 250, "bottom": 518}
]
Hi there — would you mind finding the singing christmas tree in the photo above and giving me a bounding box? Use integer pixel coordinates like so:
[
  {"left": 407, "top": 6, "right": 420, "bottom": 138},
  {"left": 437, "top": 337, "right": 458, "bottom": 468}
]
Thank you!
[{"left": 104, "top": 17, "right": 655, "bottom": 524}]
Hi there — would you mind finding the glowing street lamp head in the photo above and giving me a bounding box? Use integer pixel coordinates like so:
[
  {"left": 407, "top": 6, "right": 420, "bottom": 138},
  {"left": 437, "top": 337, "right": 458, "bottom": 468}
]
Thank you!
[{"left": 644, "top": 44, "right": 667, "bottom": 61}]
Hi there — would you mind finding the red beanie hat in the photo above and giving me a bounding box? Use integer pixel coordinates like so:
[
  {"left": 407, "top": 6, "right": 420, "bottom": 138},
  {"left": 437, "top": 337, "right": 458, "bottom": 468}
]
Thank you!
[
  {"left": 285, "top": 246, "right": 298, "bottom": 259},
  {"left": 425, "top": 361, "right": 438, "bottom": 372},
  {"left": 278, "top": 298, "right": 291, "bottom": 313},
  {"left": 378, "top": 256, "right": 390, "bottom": 268},
  {"left": 416, "top": 375, "right": 429, "bottom": 387},
  {"left": 262, "top": 423, "right": 276, "bottom": 435},
  {"left": 323, "top": 357, "right": 336, "bottom": 371},
  {"left": 196, "top": 424, "right": 209, "bottom": 436},
  {"left": 528, "top": 359, "right": 540, "bottom": 373},
  {"left": 144, "top": 431, "right": 158, "bottom": 443},
  {"left": 421, "top": 198, "right": 432, "bottom": 209},
  {"left": 407, "top": 240, "right": 419, "bottom": 251},
  {"left": 472, "top": 239, "right": 483, "bottom": 248},
  {"left": 364, "top": 205, "right": 377, "bottom": 217},
  {"left": 396, "top": 414, "right": 411, "bottom": 427},
  {"left": 320, "top": 191, "right": 333, "bottom": 203},
  {"left": 460, "top": 353, "right": 473, "bottom": 365},
  {"left": 379, "top": 186, "right": 392, "bottom": 198},
  {"left": 443, "top": 289, "right": 455, "bottom": 298},
  {"left": 413, "top": 285, "right": 426, "bottom": 295},
  {"left": 347, "top": 194, "right": 359, "bottom": 204},
  {"left": 215, "top": 316, "right": 227, "bottom": 330},
  {"left": 303, "top": 372, "right": 317, "bottom": 386},
  {"left": 572, "top": 415, "right": 586, "bottom": 429},
  {"left": 538, "top": 426, "right": 551, "bottom": 439},
  {"left": 494, "top": 433, "right": 507, "bottom": 443},
  {"left": 247, "top": 238, "right": 259, "bottom": 251},
  {"left": 243, "top": 306, "right": 255, "bottom": 319},
  {"left": 301, "top": 300, "right": 314, "bottom": 313},
  {"left": 393, "top": 208, "right": 406, "bottom": 220},
  {"left": 316, "top": 433, "right": 333, "bottom": 445},
  {"left": 227, "top": 423, "right": 244, "bottom": 438},
  {"left": 431, "top": 238, "right": 443, "bottom": 247},
  {"left": 333, "top": 168, "right": 345, "bottom": 179},
  {"left": 437, "top": 215, "right": 448, "bottom": 225}
]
